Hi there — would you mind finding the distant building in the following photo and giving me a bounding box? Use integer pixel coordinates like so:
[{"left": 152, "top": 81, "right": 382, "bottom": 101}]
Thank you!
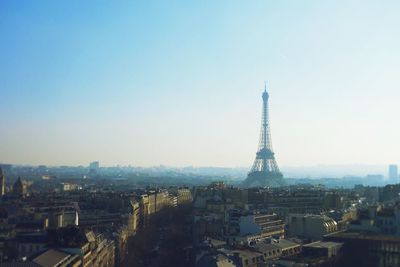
[
  {"left": 16, "top": 232, "right": 48, "bottom": 259},
  {"left": 89, "top": 161, "right": 100, "bottom": 176},
  {"left": 42, "top": 175, "right": 56, "bottom": 180},
  {"left": 61, "top": 182, "right": 79, "bottom": 192},
  {"left": 228, "top": 212, "right": 285, "bottom": 245},
  {"left": 389, "top": 164, "right": 398, "bottom": 182},
  {"left": 323, "top": 192, "right": 343, "bottom": 210},
  {"left": 47, "top": 227, "right": 115, "bottom": 267},
  {"left": 366, "top": 174, "right": 385, "bottom": 185},
  {"left": 348, "top": 205, "right": 400, "bottom": 235},
  {"left": 232, "top": 250, "right": 265, "bottom": 267},
  {"left": 169, "top": 195, "right": 178, "bottom": 207},
  {"left": 155, "top": 190, "right": 170, "bottom": 211},
  {"left": 139, "top": 194, "right": 150, "bottom": 227},
  {"left": 287, "top": 214, "right": 338, "bottom": 240},
  {"left": 139, "top": 190, "right": 171, "bottom": 227},
  {"left": 196, "top": 252, "right": 237, "bottom": 267},
  {"left": 0, "top": 167, "right": 5, "bottom": 197},
  {"left": 13, "top": 177, "right": 27, "bottom": 197},
  {"left": 37, "top": 165, "right": 47, "bottom": 173},
  {"left": 127, "top": 200, "right": 140, "bottom": 234},
  {"left": 254, "top": 239, "right": 301, "bottom": 260},
  {"left": 302, "top": 241, "right": 343, "bottom": 258},
  {"left": 32, "top": 248, "right": 80, "bottom": 267},
  {"left": 89, "top": 161, "right": 100, "bottom": 170},
  {"left": 177, "top": 188, "right": 193, "bottom": 205},
  {"left": 239, "top": 213, "right": 284, "bottom": 237},
  {"left": 324, "top": 230, "right": 400, "bottom": 267},
  {"left": 12, "top": 227, "right": 115, "bottom": 266},
  {"left": 249, "top": 188, "right": 325, "bottom": 216},
  {"left": 253, "top": 241, "right": 283, "bottom": 260},
  {"left": 273, "top": 239, "right": 302, "bottom": 258},
  {"left": 0, "top": 164, "right": 12, "bottom": 176}
]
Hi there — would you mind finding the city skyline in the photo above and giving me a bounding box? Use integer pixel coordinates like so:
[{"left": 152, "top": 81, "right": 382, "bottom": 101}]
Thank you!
[
  {"left": 1, "top": 2, "right": 400, "bottom": 267},
  {"left": 2, "top": 1, "right": 400, "bottom": 167}
]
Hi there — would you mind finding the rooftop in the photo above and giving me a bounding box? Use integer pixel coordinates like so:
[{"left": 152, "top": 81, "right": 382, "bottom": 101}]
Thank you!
[
  {"left": 324, "top": 230, "right": 400, "bottom": 242},
  {"left": 1, "top": 263, "right": 41, "bottom": 267},
  {"left": 303, "top": 241, "right": 343, "bottom": 249},
  {"left": 272, "top": 239, "right": 301, "bottom": 250},
  {"left": 33, "top": 249, "right": 72, "bottom": 267}
]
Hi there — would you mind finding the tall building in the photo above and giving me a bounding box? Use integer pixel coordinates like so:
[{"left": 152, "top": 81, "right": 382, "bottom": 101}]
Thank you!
[
  {"left": 89, "top": 161, "right": 100, "bottom": 170},
  {"left": 0, "top": 167, "right": 5, "bottom": 196},
  {"left": 243, "top": 84, "right": 285, "bottom": 187},
  {"left": 388, "top": 164, "right": 398, "bottom": 181},
  {"left": 13, "top": 177, "right": 26, "bottom": 197},
  {"left": 177, "top": 188, "right": 193, "bottom": 205},
  {"left": 89, "top": 161, "right": 100, "bottom": 176}
]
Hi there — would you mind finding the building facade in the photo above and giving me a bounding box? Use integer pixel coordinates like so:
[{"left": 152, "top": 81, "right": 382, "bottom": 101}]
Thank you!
[{"left": 287, "top": 214, "right": 338, "bottom": 240}]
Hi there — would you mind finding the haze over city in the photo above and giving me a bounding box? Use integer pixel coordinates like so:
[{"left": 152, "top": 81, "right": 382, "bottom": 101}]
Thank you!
[
  {"left": 3, "top": 2, "right": 400, "bottom": 267},
  {"left": 2, "top": 1, "right": 400, "bottom": 168}
]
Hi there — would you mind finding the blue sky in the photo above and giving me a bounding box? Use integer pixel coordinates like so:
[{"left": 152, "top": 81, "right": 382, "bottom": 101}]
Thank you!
[{"left": 1, "top": 1, "right": 400, "bottom": 167}]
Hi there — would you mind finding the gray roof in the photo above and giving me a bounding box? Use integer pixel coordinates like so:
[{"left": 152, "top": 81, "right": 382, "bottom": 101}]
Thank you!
[
  {"left": 32, "top": 249, "right": 71, "bottom": 267},
  {"left": 272, "top": 239, "right": 300, "bottom": 250},
  {"left": 1, "top": 263, "right": 41, "bottom": 267},
  {"left": 303, "top": 241, "right": 343, "bottom": 249}
]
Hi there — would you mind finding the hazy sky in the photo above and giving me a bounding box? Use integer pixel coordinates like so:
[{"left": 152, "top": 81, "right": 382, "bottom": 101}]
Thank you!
[{"left": 1, "top": 1, "right": 400, "bottom": 167}]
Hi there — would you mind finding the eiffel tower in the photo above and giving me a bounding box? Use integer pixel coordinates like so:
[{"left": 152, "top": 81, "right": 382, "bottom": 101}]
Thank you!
[{"left": 243, "top": 83, "right": 285, "bottom": 187}]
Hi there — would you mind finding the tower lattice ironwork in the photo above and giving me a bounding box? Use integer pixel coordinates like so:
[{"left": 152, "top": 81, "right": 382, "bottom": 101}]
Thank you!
[{"left": 243, "top": 83, "right": 285, "bottom": 187}]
